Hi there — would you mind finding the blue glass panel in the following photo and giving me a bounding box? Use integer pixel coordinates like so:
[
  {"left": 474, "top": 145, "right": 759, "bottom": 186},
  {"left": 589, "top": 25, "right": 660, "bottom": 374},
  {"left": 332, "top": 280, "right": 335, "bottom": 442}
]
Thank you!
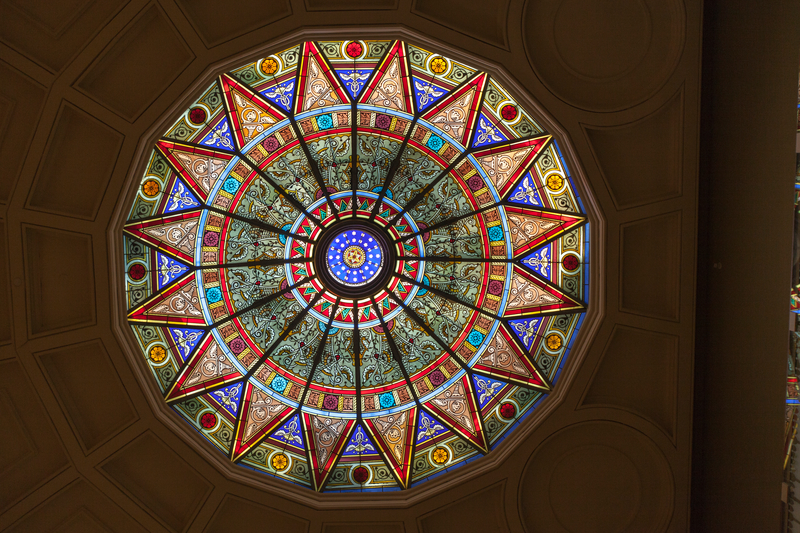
[
  {"left": 416, "top": 410, "right": 448, "bottom": 444},
  {"left": 168, "top": 327, "right": 204, "bottom": 363},
  {"left": 520, "top": 243, "right": 552, "bottom": 280},
  {"left": 199, "top": 116, "right": 234, "bottom": 150},
  {"left": 471, "top": 374, "right": 507, "bottom": 408},
  {"left": 269, "top": 413, "right": 305, "bottom": 449},
  {"left": 342, "top": 424, "right": 378, "bottom": 456},
  {"left": 325, "top": 229, "right": 384, "bottom": 287},
  {"left": 212, "top": 382, "right": 242, "bottom": 416},
  {"left": 506, "top": 172, "right": 543, "bottom": 206},
  {"left": 472, "top": 113, "right": 508, "bottom": 148},
  {"left": 155, "top": 252, "right": 190, "bottom": 290},
  {"left": 411, "top": 76, "right": 448, "bottom": 112},
  {"left": 260, "top": 80, "right": 295, "bottom": 112},
  {"left": 336, "top": 68, "right": 373, "bottom": 99},
  {"left": 163, "top": 179, "right": 200, "bottom": 213},
  {"left": 508, "top": 317, "right": 543, "bottom": 351}
]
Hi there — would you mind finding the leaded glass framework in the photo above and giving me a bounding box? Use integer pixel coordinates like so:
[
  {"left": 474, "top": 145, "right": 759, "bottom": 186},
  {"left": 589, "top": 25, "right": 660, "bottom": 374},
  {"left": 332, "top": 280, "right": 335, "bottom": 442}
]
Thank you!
[{"left": 122, "top": 39, "right": 589, "bottom": 492}]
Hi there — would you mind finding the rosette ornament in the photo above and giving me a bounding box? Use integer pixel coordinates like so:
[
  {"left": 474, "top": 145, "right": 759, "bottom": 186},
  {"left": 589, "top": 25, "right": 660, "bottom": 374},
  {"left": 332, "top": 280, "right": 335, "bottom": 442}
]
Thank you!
[{"left": 123, "top": 39, "right": 588, "bottom": 492}]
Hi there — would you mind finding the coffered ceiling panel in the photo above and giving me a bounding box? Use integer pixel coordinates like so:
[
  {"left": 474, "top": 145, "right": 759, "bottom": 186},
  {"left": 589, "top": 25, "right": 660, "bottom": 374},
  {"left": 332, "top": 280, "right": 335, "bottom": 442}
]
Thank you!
[
  {"left": 100, "top": 431, "right": 213, "bottom": 532},
  {"left": 522, "top": 0, "right": 686, "bottom": 111},
  {"left": 0, "top": 0, "right": 127, "bottom": 73},
  {"left": 418, "top": 482, "right": 508, "bottom": 533},
  {"left": 27, "top": 101, "right": 123, "bottom": 220},
  {"left": 412, "top": 0, "right": 510, "bottom": 49},
  {"left": 0, "top": 61, "right": 46, "bottom": 204},
  {"left": 36, "top": 339, "right": 138, "bottom": 453},
  {"left": 75, "top": 4, "right": 194, "bottom": 121},
  {"left": 305, "top": 0, "right": 397, "bottom": 11},
  {"left": 174, "top": 0, "right": 292, "bottom": 48},
  {"left": 619, "top": 212, "right": 682, "bottom": 321},
  {"left": 519, "top": 421, "right": 674, "bottom": 532},
  {"left": 0, "top": 360, "right": 70, "bottom": 512},
  {"left": 583, "top": 89, "right": 684, "bottom": 210},
  {"left": 205, "top": 494, "right": 309, "bottom": 533},
  {"left": 581, "top": 325, "right": 678, "bottom": 440},
  {"left": 0, "top": 220, "right": 10, "bottom": 345},
  {"left": 23, "top": 225, "right": 96, "bottom": 337},
  {"left": 4, "top": 479, "right": 147, "bottom": 533}
]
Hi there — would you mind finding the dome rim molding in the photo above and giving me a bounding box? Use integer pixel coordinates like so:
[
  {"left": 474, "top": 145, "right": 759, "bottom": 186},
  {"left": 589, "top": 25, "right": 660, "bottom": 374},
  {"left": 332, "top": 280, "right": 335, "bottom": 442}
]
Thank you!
[{"left": 108, "top": 24, "right": 606, "bottom": 509}]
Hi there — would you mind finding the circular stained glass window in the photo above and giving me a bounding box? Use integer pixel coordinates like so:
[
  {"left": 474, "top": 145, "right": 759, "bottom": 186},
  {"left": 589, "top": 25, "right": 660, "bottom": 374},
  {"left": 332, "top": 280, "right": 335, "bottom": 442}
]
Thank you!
[{"left": 123, "top": 39, "right": 589, "bottom": 492}]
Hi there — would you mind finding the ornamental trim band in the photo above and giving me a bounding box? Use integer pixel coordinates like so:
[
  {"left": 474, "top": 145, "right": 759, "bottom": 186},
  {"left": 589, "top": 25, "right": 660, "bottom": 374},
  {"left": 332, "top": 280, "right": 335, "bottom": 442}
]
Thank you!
[{"left": 122, "top": 38, "right": 589, "bottom": 492}]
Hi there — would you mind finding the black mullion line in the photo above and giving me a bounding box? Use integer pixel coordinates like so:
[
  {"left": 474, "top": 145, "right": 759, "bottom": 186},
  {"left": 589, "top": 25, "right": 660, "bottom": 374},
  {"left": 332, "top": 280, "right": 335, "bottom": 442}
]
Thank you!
[
  {"left": 384, "top": 292, "right": 488, "bottom": 457},
  {"left": 384, "top": 291, "right": 470, "bottom": 374},
  {"left": 387, "top": 132, "right": 553, "bottom": 228},
  {"left": 210, "top": 276, "right": 314, "bottom": 329},
  {"left": 368, "top": 297, "right": 421, "bottom": 407},
  {"left": 350, "top": 40, "right": 390, "bottom": 213},
  {"left": 126, "top": 198, "right": 308, "bottom": 245},
  {"left": 205, "top": 76, "right": 319, "bottom": 223},
  {"left": 464, "top": 72, "right": 490, "bottom": 150},
  {"left": 245, "top": 292, "right": 324, "bottom": 380},
  {"left": 401, "top": 218, "right": 590, "bottom": 264},
  {"left": 217, "top": 73, "right": 319, "bottom": 224},
  {"left": 298, "top": 300, "right": 340, "bottom": 409},
  {"left": 127, "top": 272, "right": 298, "bottom": 325},
  {"left": 240, "top": 54, "right": 328, "bottom": 224},
  {"left": 404, "top": 263, "right": 588, "bottom": 315},
  {"left": 395, "top": 203, "right": 500, "bottom": 242},
  {"left": 287, "top": 115, "right": 340, "bottom": 222},
  {"left": 126, "top": 266, "right": 310, "bottom": 324},
  {"left": 204, "top": 201, "right": 313, "bottom": 244},
  {"left": 120, "top": 256, "right": 305, "bottom": 274},
  {"left": 387, "top": 292, "right": 554, "bottom": 395},
  {"left": 396, "top": 203, "right": 585, "bottom": 244},
  {"left": 397, "top": 272, "right": 499, "bottom": 320},
  {"left": 381, "top": 71, "right": 486, "bottom": 226},
  {"left": 304, "top": 40, "right": 354, "bottom": 222},
  {"left": 368, "top": 301, "right": 416, "bottom": 490},
  {"left": 350, "top": 80, "right": 358, "bottom": 217},
  {"left": 156, "top": 132, "right": 320, "bottom": 228},
  {"left": 353, "top": 300, "right": 362, "bottom": 420},
  {"left": 420, "top": 255, "right": 593, "bottom": 266},
  {"left": 368, "top": 115, "right": 420, "bottom": 222},
  {"left": 236, "top": 147, "right": 322, "bottom": 226},
  {"left": 415, "top": 257, "right": 506, "bottom": 263},
  {"left": 386, "top": 151, "right": 470, "bottom": 227}
]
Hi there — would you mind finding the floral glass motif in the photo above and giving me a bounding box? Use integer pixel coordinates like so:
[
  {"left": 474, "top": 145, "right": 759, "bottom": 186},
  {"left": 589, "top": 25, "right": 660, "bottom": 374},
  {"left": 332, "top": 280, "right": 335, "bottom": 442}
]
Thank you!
[{"left": 123, "top": 39, "right": 589, "bottom": 492}]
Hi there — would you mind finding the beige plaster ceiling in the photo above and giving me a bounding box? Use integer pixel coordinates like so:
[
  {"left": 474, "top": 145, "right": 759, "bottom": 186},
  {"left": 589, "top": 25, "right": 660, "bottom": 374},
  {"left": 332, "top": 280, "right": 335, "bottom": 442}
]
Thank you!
[{"left": 0, "top": 0, "right": 701, "bottom": 531}]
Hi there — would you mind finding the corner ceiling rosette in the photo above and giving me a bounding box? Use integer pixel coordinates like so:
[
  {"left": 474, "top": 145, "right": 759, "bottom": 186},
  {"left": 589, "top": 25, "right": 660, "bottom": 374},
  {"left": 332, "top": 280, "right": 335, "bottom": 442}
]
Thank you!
[{"left": 121, "top": 38, "right": 589, "bottom": 492}]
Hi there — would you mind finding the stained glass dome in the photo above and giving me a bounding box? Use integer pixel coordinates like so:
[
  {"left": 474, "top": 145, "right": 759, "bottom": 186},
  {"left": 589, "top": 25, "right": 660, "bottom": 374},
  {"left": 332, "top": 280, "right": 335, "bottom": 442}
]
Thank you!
[{"left": 123, "top": 39, "right": 589, "bottom": 492}]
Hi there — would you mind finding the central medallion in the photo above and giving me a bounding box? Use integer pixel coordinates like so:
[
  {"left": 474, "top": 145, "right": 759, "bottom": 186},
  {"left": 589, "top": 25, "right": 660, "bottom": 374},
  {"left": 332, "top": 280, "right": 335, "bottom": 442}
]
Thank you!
[
  {"left": 286, "top": 191, "right": 426, "bottom": 329},
  {"left": 320, "top": 224, "right": 388, "bottom": 293}
]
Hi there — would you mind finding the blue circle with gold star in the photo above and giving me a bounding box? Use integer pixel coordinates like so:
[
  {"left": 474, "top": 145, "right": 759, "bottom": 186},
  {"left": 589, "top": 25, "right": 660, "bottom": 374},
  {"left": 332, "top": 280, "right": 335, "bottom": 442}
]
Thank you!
[{"left": 325, "top": 229, "right": 384, "bottom": 287}]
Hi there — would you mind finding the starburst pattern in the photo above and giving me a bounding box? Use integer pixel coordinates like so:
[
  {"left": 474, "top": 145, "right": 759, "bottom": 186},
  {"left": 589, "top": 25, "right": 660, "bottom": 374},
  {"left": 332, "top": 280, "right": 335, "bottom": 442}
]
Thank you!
[{"left": 123, "top": 39, "right": 589, "bottom": 492}]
